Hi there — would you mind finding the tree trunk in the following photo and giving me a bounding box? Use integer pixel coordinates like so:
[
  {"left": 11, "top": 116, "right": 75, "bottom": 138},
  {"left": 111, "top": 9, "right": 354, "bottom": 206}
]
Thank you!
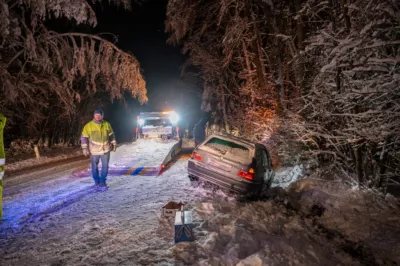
[
  {"left": 355, "top": 144, "right": 364, "bottom": 185},
  {"left": 294, "top": 0, "right": 305, "bottom": 50},
  {"left": 294, "top": 0, "right": 306, "bottom": 93},
  {"left": 284, "top": 60, "right": 292, "bottom": 108},
  {"left": 44, "top": 134, "right": 50, "bottom": 148},
  {"left": 252, "top": 27, "right": 266, "bottom": 93},
  {"left": 34, "top": 145, "right": 41, "bottom": 159},
  {"left": 242, "top": 41, "right": 252, "bottom": 74},
  {"left": 340, "top": 0, "right": 351, "bottom": 31},
  {"left": 328, "top": 0, "right": 337, "bottom": 32},
  {"left": 275, "top": 54, "right": 284, "bottom": 114},
  {"left": 336, "top": 66, "right": 342, "bottom": 92},
  {"left": 242, "top": 40, "right": 255, "bottom": 105},
  {"left": 220, "top": 85, "right": 230, "bottom": 133},
  {"left": 377, "top": 138, "right": 389, "bottom": 189},
  {"left": 51, "top": 123, "right": 57, "bottom": 146}
]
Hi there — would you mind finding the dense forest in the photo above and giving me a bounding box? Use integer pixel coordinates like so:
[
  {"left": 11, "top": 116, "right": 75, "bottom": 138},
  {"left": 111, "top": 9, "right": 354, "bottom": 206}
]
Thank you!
[
  {"left": 165, "top": 0, "right": 399, "bottom": 189},
  {"left": 0, "top": 0, "right": 399, "bottom": 189}
]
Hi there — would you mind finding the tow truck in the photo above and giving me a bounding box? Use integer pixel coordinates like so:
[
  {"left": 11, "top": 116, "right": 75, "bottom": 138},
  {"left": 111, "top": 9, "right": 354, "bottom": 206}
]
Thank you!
[{"left": 135, "top": 111, "right": 180, "bottom": 140}]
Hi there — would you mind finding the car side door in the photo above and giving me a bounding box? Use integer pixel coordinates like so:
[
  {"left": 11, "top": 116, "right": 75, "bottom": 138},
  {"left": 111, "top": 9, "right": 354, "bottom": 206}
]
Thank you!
[
  {"left": 262, "top": 147, "right": 274, "bottom": 181},
  {"left": 255, "top": 144, "right": 274, "bottom": 181},
  {"left": 254, "top": 145, "right": 265, "bottom": 181}
]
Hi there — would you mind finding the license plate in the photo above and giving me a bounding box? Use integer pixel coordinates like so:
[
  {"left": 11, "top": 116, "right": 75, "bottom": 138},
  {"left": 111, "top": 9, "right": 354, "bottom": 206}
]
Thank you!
[{"left": 207, "top": 158, "right": 232, "bottom": 172}]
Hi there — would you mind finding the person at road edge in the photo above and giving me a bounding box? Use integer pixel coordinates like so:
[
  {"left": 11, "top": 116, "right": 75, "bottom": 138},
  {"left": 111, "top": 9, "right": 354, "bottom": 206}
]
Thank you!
[
  {"left": 80, "top": 109, "right": 116, "bottom": 190},
  {"left": 0, "top": 114, "right": 6, "bottom": 220}
]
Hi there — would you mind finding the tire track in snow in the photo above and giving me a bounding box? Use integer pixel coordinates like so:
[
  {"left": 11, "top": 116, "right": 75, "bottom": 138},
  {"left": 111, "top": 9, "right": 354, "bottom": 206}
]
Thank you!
[{"left": 17, "top": 185, "right": 101, "bottom": 229}]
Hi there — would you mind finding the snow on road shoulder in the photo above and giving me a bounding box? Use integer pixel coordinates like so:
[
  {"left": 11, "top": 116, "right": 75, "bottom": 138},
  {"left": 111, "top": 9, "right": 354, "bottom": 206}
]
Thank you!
[
  {"left": 287, "top": 177, "right": 400, "bottom": 264},
  {"left": 6, "top": 148, "right": 82, "bottom": 172},
  {"left": 1, "top": 138, "right": 399, "bottom": 266},
  {"left": 172, "top": 176, "right": 400, "bottom": 265},
  {"left": 0, "top": 141, "right": 232, "bottom": 265},
  {"left": 173, "top": 200, "right": 358, "bottom": 266},
  {"left": 273, "top": 164, "right": 304, "bottom": 188}
]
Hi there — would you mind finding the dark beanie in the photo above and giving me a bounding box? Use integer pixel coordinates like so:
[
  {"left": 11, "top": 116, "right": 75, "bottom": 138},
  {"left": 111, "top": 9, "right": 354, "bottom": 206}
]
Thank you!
[{"left": 94, "top": 109, "right": 104, "bottom": 116}]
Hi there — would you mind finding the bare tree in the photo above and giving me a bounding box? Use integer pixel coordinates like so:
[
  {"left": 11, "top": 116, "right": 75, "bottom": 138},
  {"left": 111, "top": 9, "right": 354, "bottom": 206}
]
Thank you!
[{"left": 0, "top": 0, "right": 147, "bottom": 148}]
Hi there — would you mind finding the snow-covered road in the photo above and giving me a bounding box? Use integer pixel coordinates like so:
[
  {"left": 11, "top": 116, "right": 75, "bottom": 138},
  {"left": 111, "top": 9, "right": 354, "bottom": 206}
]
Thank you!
[
  {"left": 1, "top": 139, "right": 398, "bottom": 265},
  {"left": 0, "top": 139, "right": 233, "bottom": 265}
]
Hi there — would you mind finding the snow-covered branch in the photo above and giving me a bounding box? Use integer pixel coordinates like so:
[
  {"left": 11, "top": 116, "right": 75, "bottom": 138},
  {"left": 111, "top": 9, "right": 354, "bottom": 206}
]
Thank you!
[{"left": 0, "top": 0, "right": 146, "bottom": 142}]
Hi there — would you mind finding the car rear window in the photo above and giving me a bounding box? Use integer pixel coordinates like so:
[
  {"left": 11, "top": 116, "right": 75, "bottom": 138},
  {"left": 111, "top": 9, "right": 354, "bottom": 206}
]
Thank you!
[{"left": 204, "top": 137, "right": 250, "bottom": 158}]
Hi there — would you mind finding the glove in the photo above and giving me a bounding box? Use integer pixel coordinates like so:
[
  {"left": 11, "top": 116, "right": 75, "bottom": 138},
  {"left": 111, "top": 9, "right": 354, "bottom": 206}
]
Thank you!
[
  {"left": 111, "top": 144, "right": 117, "bottom": 152},
  {"left": 82, "top": 148, "right": 90, "bottom": 156}
]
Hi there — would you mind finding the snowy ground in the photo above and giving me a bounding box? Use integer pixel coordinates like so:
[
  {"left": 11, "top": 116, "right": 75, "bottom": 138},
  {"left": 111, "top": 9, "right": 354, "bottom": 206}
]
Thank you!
[
  {"left": 6, "top": 146, "right": 82, "bottom": 172},
  {"left": 0, "top": 139, "right": 399, "bottom": 265}
]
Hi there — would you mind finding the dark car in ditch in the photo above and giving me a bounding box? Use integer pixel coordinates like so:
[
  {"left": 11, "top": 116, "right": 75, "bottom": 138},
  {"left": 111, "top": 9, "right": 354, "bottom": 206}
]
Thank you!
[{"left": 188, "top": 134, "right": 274, "bottom": 195}]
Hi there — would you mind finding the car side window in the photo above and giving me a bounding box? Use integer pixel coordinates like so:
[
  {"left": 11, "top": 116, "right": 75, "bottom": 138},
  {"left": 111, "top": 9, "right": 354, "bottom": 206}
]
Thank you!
[
  {"left": 255, "top": 144, "right": 266, "bottom": 169},
  {"left": 261, "top": 150, "right": 268, "bottom": 169},
  {"left": 262, "top": 149, "right": 272, "bottom": 169},
  {"left": 255, "top": 147, "right": 263, "bottom": 164}
]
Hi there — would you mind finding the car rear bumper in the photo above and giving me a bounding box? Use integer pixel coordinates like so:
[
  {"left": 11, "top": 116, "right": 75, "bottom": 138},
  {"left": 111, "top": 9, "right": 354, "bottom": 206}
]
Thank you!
[{"left": 188, "top": 160, "right": 262, "bottom": 194}]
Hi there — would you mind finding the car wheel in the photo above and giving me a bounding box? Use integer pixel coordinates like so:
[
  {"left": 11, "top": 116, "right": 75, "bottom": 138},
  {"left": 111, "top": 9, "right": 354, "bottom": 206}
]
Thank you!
[
  {"left": 263, "top": 177, "right": 273, "bottom": 191},
  {"left": 243, "top": 190, "right": 262, "bottom": 201},
  {"left": 188, "top": 174, "right": 198, "bottom": 181},
  {"left": 188, "top": 174, "right": 200, "bottom": 188}
]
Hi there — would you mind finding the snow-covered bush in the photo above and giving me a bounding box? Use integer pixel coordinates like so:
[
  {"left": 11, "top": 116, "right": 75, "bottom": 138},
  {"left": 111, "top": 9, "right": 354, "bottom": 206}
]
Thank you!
[
  {"left": 8, "top": 140, "right": 35, "bottom": 154},
  {"left": 166, "top": 0, "right": 399, "bottom": 187},
  {"left": 290, "top": 0, "right": 400, "bottom": 188}
]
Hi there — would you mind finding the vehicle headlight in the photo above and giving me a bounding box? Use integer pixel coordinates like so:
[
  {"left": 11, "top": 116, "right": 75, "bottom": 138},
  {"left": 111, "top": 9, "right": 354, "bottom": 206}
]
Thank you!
[
  {"left": 138, "top": 118, "right": 145, "bottom": 126},
  {"left": 169, "top": 112, "right": 179, "bottom": 124}
]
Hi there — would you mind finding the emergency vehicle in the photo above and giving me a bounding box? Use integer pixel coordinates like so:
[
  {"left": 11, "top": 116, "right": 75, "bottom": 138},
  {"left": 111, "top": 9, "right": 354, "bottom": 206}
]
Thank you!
[{"left": 135, "top": 111, "right": 180, "bottom": 140}]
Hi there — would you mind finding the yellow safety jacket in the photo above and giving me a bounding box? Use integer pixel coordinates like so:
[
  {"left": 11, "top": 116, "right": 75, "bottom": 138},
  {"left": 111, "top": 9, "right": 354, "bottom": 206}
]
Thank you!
[
  {"left": 0, "top": 113, "right": 6, "bottom": 219},
  {"left": 80, "top": 120, "right": 116, "bottom": 155}
]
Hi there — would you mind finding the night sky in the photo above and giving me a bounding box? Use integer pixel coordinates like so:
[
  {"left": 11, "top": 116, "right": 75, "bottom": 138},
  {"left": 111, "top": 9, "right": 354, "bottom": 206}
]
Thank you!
[{"left": 93, "top": 0, "right": 202, "bottom": 141}]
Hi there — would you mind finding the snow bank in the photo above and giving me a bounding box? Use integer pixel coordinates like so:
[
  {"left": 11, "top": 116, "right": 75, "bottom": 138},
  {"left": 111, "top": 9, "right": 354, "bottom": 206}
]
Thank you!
[
  {"left": 286, "top": 178, "right": 400, "bottom": 264},
  {"left": 170, "top": 177, "right": 399, "bottom": 265},
  {"left": 174, "top": 200, "right": 358, "bottom": 265},
  {"left": 273, "top": 164, "right": 304, "bottom": 188},
  {"left": 6, "top": 147, "right": 82, "bottom": 172},
  {"left": 171, "top": 173, "right": 399, "bottom": 265},
  {"left": 1, "top": 139, "right": 399, "bottom": 265}
]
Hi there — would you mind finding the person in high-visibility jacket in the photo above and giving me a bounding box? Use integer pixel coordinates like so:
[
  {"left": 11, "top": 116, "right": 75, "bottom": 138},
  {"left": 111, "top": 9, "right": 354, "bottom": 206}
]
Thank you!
[
  {"left": 0, "top": 114, "right": 6, "bottom": 220},
  {"left": 80, "top": 109, "right": 116, "bottom": 189}
]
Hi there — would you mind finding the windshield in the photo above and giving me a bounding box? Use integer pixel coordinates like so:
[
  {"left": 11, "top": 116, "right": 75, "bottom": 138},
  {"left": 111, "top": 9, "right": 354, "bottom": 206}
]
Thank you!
[
  {"left": 143, "top": 119, "right": 172, "bottom": 127},
  {"left": 204, "top": 137, "right": 250, "bottom": 159}
]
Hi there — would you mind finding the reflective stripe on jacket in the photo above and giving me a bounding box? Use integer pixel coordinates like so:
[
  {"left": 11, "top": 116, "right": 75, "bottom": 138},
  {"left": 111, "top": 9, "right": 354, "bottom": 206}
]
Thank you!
[
  {"left": 80, "top": 120, "right": 116, "bottom": 155},
  {"left": 0, "top": 114, "right": 6, "bottom": 180}
]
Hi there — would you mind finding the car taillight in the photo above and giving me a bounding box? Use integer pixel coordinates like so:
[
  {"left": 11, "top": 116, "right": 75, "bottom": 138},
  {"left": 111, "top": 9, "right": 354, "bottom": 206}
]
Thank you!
[
  {"left": 238, "top": 168, "right": 255, "bottom": 180},
  {"left": 191, "top": 152, "right": 202, "bottom": 161}
]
